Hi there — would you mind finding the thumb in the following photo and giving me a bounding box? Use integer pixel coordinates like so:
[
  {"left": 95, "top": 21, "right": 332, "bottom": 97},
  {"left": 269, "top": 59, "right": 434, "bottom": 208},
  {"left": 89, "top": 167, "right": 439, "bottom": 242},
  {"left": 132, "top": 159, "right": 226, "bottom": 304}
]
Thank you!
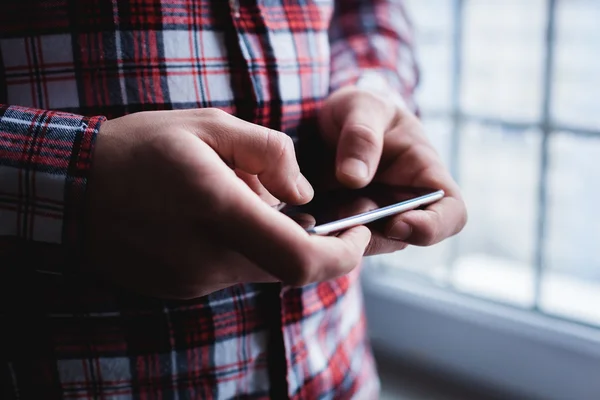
[
  {"left": 327, "top": 91, "right": 397, "bottom": 188},
  {"left": 217, "top": 178, "right": 372, "bottom": 286}
]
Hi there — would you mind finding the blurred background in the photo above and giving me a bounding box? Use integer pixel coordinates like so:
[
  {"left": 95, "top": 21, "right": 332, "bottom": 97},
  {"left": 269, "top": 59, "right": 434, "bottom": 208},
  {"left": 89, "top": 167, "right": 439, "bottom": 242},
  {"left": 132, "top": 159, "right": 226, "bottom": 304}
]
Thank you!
[{"left": 361, "top": 1, "right": 600, "bottom": 399}]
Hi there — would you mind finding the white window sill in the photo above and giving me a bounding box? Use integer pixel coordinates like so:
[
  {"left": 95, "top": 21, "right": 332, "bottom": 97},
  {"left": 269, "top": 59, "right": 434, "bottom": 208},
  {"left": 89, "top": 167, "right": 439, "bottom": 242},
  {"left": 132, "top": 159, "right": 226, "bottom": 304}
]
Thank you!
[{"left": 361, "top": 264, "right": 600, "bottom": 400}]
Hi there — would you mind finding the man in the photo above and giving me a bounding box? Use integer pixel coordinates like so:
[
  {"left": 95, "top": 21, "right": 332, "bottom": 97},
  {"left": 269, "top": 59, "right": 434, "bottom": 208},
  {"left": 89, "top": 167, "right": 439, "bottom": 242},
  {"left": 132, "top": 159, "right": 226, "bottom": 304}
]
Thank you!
[{"left": 0, "top": 0, "right": 466, "bottom": 398}]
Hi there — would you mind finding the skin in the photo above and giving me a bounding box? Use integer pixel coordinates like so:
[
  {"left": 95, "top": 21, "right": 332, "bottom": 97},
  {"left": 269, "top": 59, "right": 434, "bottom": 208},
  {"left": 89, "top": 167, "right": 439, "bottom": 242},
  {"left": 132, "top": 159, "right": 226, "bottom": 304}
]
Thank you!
[
  {"left": 84, "top": 108, "right": 371, "bottom": 299},
  {"left": 318, "top": 87, "right": 467, "bottom": 255},
  {"left": 83, "top": 88, "right": 466, "bottom": 299}
]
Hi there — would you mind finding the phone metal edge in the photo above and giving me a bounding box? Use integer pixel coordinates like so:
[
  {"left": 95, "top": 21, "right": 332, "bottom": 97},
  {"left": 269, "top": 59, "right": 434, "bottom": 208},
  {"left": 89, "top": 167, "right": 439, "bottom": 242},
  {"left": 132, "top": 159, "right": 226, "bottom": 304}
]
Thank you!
[{"left": 306, "top": 190, "right": 445, "bottom": 235}]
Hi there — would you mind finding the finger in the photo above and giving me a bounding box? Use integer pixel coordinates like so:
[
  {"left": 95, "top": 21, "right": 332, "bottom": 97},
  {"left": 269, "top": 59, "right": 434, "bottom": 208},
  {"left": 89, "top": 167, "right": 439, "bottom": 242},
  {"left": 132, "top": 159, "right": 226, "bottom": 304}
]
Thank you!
[
  {"left": 385, "top": 197, "right": 467, "bottom": 246},
  {"left": 168, "top": 236, "right": 279, "bottom": 298},
  {"left": 194, "top": 108, "right": 313, "bottom": 204},
  {"left": 289, "top": 212, "right": 316, "bottom": 230},
  {"left": 234, "top": 169, "right": 281, "bottom": 206},
  {"left": 364, "top": 231, "right": 409, "bottom": 256},
  {"left": 213, "top": 173, "right": 371, "bottom": 286},
  {"left": 314, "top": 225, "right": 372, "bottom": 280},
  {"left": 337, "top": 197, "right": 379, "bottom": 220},
  {"left": 335, "top": 95, "right": 397, "bottom": 188},
  {"left": 375, "top": 133, "right": 466, "bottom": 247}
]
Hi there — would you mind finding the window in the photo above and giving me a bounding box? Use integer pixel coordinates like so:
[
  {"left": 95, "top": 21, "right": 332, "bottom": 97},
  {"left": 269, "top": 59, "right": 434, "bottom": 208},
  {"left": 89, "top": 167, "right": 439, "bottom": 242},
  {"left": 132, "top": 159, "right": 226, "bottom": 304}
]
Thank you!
[
  {"left": 366, "top": 0, "right": 600, "bottom": 326},
  {"left": 363, "top": 1, "right": 600, "bottom": 398}
]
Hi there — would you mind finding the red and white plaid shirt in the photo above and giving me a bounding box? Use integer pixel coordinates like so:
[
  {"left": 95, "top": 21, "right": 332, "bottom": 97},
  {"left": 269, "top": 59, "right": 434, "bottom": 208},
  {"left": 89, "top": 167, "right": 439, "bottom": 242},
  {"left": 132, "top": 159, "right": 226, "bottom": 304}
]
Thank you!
[{"left": 0, "top": 1, "right": 417, "bottom": 398}]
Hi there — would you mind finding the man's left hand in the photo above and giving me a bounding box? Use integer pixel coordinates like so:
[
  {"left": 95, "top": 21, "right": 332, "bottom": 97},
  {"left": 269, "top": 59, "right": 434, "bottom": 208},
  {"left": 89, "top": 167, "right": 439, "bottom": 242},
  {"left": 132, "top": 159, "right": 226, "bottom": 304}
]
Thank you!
[{"left": 318, "top": 86, "right": 467, "bottom": 255}]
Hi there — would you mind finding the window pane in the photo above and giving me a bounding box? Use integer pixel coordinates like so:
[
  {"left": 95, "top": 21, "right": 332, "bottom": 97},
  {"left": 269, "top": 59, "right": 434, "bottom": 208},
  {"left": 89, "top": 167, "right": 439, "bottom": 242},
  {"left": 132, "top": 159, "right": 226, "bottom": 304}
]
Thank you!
[
  {"left": 461, "top": 0, "right": 546, "bottom": 122},
  {"left": 451, "top": 122, "right": 541, "bottom": 307},
  {"left": 370, "top": 117, "right": 453, "bottom": 283},
  {"left": 541, "top": 133, "right": 600, "bottom": 326},
  {"left": 552, "top": 0, "right": 600, "bottom": 130},
  {"left": 405, "top": 0, "right": 454, "bottom": 113}
]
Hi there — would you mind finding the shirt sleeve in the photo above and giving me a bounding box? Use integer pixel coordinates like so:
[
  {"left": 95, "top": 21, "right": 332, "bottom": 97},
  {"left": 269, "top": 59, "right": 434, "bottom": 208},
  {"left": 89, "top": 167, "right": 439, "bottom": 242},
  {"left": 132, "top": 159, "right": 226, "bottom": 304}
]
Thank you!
[
  {"left": 328, "top": 0, "right": 420, "bottom": 112},
  {"left": 0, "top": 104, "right": 104, "bottom": 267}
]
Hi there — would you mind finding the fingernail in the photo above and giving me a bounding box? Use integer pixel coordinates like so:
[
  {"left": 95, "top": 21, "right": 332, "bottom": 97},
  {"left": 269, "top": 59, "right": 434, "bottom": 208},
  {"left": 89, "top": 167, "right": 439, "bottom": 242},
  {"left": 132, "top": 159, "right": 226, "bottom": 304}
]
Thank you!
[
  {"left": 340, "top": 158, "right": 369, "bottom": 180},
  {"left": 294, "top": 215, "right": 316, "bottom": 230},
  {"left": 388, "top": 221, "right": 412, "bottom": 241},
  {"left": 296, "top": 175, "right": 314, "bottom": 200}
]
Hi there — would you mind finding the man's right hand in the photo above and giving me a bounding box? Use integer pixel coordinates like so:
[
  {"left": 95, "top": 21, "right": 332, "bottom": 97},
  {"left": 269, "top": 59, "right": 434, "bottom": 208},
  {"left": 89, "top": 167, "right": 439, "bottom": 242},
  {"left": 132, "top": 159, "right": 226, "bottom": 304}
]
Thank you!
[{"left": 83, "top": 109, "right": 371, "bottom": 299}]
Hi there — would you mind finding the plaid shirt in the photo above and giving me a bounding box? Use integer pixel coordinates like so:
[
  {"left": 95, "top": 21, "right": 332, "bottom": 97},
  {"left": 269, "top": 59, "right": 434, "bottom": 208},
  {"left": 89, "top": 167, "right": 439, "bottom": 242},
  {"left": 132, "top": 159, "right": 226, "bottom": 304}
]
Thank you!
[{"left": 0, "top": 1, "right": 417, "bottom": 398}]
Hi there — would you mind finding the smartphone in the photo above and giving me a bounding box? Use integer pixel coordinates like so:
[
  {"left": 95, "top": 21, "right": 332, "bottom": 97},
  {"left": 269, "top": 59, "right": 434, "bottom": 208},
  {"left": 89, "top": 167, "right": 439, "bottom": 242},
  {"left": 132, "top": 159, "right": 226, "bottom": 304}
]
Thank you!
[{"left": 278, "top": 183, "right": 444, "bottom": 235}]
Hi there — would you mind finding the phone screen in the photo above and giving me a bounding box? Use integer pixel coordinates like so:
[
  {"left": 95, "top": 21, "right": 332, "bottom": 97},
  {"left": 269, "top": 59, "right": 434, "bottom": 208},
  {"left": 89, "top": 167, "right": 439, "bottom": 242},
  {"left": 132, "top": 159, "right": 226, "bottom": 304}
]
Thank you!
[{"left": 279, "top": 183, "right": 443, "bottom": 234}]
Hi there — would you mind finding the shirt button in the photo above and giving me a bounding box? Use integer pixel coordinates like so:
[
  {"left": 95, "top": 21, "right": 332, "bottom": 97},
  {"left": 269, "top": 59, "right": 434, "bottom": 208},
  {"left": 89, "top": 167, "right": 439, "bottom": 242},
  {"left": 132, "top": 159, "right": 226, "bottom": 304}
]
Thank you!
[{"left": 229, "top": 0, "right": 240, "bottom": 18}]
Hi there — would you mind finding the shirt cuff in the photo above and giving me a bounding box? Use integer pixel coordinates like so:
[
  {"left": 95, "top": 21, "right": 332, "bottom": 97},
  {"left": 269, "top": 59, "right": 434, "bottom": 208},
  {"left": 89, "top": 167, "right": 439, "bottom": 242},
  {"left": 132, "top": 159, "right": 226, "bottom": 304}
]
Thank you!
[{"left": 0, "top": 105, "right": 104, "bottom": 270}]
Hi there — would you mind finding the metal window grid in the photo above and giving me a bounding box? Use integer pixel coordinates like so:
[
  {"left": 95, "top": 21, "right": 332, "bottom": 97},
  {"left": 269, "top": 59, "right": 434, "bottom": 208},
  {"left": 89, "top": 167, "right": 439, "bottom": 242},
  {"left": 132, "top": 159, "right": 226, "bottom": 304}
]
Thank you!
[{"left": 443, "top": 0, "right": 600, "bottom": 312}]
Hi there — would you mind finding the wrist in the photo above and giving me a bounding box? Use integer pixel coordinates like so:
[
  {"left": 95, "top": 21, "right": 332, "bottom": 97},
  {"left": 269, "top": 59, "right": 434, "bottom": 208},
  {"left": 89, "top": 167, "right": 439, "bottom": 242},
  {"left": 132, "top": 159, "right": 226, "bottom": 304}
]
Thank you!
[{"left": 355, "top": 71, "right": 410, "bottom": 113}]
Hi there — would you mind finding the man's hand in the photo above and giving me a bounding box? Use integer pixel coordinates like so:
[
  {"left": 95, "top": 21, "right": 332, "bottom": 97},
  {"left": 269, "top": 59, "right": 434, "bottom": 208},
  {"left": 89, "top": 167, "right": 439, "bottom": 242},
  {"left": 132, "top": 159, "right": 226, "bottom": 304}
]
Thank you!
[
  {"left": 318, "top": 87, "right": 467, "bottom": 255},
  {"left": 84, "top": 109, "right": 371, "bottom": 299}
]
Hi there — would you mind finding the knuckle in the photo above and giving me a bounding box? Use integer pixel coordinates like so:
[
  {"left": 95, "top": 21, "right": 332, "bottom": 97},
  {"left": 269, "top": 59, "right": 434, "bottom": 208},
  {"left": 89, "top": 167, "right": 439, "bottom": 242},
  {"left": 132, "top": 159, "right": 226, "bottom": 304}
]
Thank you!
[
  {"left": 282, "top": 132, "right": 295, "bottom": 150},
  {"left": 187, "top": 108, "right": 228, "bottom": 139},
  {"left": 199, "top": 107, "right": 226, "bottom": 119},
  {"left": 347, "top": 125, "right": 380, "bottom": 149},
  {"left": 268, "top": 129, "right": 294, "bottom": 156},
  {"left": 262, "top": 129, "right": 296, "bottom": 170}
]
